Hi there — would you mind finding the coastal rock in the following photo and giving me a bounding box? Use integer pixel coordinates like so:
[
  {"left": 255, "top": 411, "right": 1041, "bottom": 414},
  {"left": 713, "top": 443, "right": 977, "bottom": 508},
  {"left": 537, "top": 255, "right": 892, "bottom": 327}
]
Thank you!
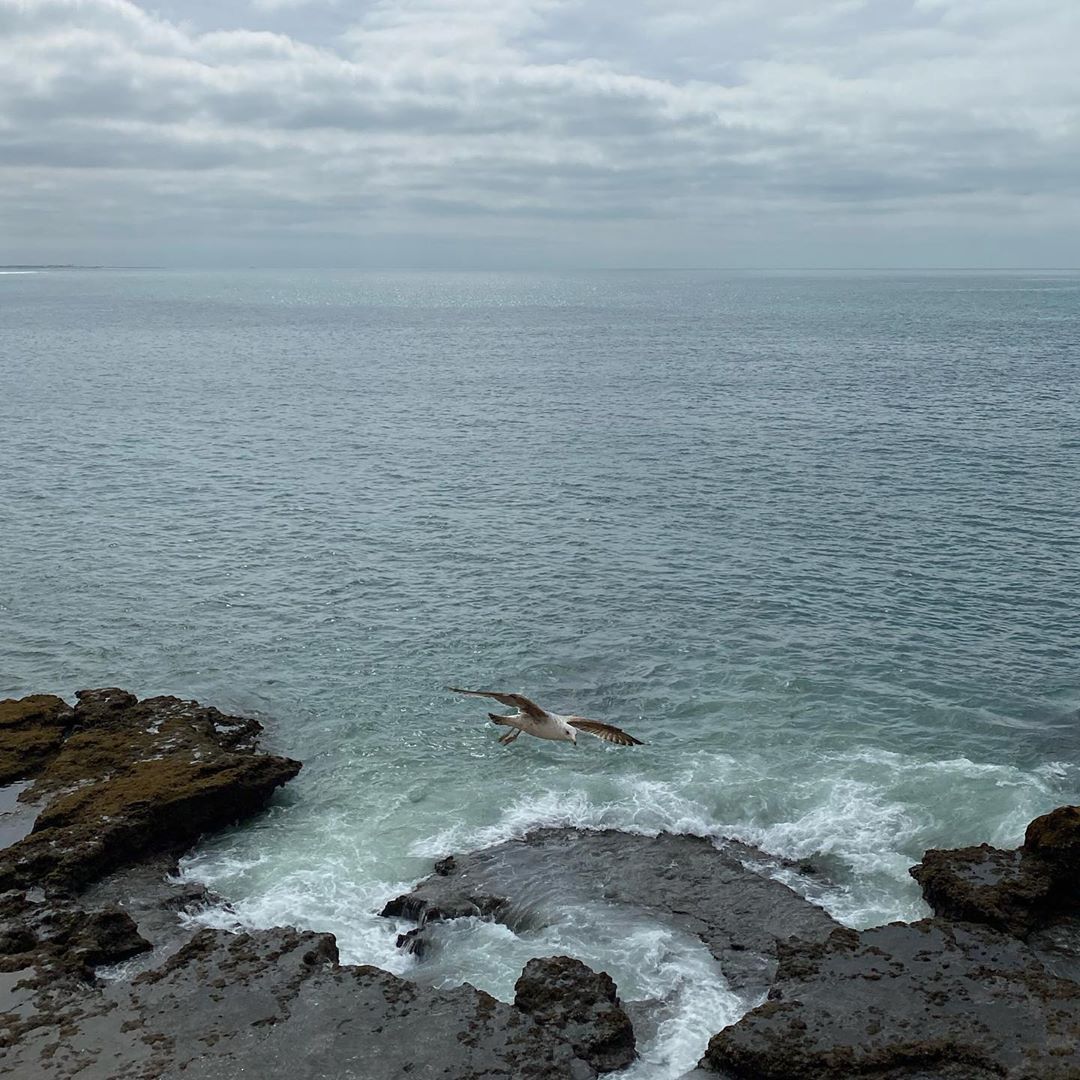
[
  {"left": 1025, "top": 804, "right": 1080, "bottom": 873},
  {"left": 699, "top": 917, "right": 1080, "bottom": 1079},
  {"left": 0, "top": 689, "right": 638, "bottom": 1079},
  {"left": 0, "top": 888, "right": 151, "bottom": 978},
  {"left": 0, "top": 694, "right": 74, "bottom": 785},
  {"left": 910, "top": 844, "right": 1052, "bottom": 936},
  {"left": 514, "top": 955, "right": 636, "bottom": 1072},
  {"left": 911, "top": 804, "right": 1080, "bottom": 937},
  {"left": 701, "top": 807, "right": 1080, "bottom": 1078},
  {"left": 382, "top": 828, "right": 841, "bottom": 994},
  {"left": 0, "top": 688, "right": 301, "bottom": 892},
  {"left": 1, "top": 927, "right": 632, "bottom": 1079}
]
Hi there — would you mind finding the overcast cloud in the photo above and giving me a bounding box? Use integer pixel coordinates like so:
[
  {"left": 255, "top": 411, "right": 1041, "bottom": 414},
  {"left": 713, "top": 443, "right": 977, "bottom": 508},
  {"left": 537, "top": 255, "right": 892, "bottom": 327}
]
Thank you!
[{"left": 1, "top": 0, "right": 1077, "bottom": 266}]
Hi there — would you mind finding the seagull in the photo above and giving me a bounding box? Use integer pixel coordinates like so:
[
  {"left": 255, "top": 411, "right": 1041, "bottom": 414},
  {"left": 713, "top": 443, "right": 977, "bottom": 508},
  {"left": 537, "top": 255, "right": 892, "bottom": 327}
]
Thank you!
[{"left": 447, "top": 687, "right": 643, "bottom": 747}]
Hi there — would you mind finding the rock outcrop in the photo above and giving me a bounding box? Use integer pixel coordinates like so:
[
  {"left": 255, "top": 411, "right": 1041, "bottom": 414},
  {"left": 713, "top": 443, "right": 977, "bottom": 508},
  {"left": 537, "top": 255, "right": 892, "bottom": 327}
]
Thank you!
[
  {"left": 5, "top": 688, "right": 1080, "bottom": 1080},
  {"left": 514, "top": 955, "right": 636, "bottom": 1072},
  {"left": 699, "top": 805, "right": 1080, "bottom": 1078},
  {"left": 382, "top": 828, "right": 841, "bottom": 995},
  {"left": 700, "top": 918, "right": 1080, "bottom": 1079},
  {"left": 2, "top": 927, "right": 631, "bottom": 1080},
  {"left": 0, "top": 690, "right": 640, "bottom": 1080},
  {"left": 911, "top": 804, "right": 1080, "bottom": 938},
  {"left": 0, "top": 687, "right": 302, "bottom": 893},
  {"left": 0, "top": 694, "right": 75, "bottom": 786}
]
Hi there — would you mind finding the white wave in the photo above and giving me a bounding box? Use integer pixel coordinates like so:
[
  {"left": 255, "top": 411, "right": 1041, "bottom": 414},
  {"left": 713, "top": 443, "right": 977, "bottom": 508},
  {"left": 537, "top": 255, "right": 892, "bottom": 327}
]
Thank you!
[{"left": 410, "top": 772, "right": 723, "bottom": 858}]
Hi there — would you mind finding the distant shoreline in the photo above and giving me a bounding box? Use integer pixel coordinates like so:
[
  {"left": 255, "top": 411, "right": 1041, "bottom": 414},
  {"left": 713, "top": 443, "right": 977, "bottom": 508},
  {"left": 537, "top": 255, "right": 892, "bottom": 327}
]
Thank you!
[{"left": 0, "top": 264, "right": 162, "bottom": 271}]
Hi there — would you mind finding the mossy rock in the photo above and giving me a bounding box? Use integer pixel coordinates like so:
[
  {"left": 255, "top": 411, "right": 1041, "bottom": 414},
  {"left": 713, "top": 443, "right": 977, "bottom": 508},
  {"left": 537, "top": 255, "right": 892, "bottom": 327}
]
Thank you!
[{"left": 0, "top": 695, "right": 74, "bottom": 784}]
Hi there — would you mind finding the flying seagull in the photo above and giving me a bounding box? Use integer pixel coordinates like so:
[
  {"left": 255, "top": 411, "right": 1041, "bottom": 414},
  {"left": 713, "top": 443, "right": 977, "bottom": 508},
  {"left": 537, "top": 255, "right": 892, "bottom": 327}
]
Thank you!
[{"left": 447, "top": 687, "right": 643, "bottom": 747}]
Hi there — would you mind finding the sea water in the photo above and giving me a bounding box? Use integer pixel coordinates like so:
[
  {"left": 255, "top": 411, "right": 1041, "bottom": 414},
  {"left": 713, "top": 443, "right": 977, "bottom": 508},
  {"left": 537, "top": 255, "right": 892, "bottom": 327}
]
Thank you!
[{"left": 2, "top": 268, "right": 1078, "bottom": 1075}]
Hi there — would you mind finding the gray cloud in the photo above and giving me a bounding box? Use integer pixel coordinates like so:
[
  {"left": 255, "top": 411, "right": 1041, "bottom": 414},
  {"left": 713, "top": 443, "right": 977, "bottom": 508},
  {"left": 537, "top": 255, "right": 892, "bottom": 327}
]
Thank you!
[{"left": 0, "top": 0, "right": 1077, "bottom": 266}]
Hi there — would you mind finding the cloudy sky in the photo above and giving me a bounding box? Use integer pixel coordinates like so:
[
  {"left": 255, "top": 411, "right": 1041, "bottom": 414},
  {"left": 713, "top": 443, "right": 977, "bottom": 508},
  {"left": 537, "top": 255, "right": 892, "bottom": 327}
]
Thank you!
[{"left": 1, "top": 0, "right": 1078, "bottom": 267}]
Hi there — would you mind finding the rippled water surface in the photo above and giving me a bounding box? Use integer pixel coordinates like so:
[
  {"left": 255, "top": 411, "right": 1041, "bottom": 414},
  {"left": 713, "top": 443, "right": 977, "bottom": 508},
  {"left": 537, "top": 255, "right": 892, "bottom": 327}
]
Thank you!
[{"left": 3, "top": 268, "right": 1079, "bottom": 1075}]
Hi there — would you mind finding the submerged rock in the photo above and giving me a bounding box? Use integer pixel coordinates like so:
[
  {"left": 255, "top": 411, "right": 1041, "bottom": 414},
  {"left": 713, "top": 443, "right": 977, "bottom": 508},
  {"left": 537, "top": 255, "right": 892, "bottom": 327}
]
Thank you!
[{"left": 382, "top": 828, "right": 841, "bottom": 995}]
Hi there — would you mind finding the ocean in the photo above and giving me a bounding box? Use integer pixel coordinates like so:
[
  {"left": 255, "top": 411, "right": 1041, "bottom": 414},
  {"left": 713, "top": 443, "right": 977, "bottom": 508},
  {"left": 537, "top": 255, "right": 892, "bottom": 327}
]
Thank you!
[{"left": 2, "top": 267, "right": 1078, "bottom": 1076}]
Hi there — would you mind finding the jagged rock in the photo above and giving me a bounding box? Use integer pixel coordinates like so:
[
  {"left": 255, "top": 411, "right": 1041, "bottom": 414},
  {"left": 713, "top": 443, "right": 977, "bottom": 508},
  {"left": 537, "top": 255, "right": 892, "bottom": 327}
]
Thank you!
[
  {"left": 911, "top": 844, "right": 1051, "bottom": 936},
  {"left": 515, "top": 955, "right": 636, "bottom": 1072},
  {"left": 0, "top": 886, "right": 151, "bottom": 979},
  {"left": 1, "top": 927, "right": 630, "bottom": 1079},
  {"left": 911, "top": 804, "right": 1080, "bottom": 937},
  {"left": 700, "top": 918, "right": 1080, "bottom": 1079},
  {"left": 0, "top": 689, "right": 301, "bottom": 891},
  {"left": 1025, "top": 804, "right": 1080, "bottom": 873},
  {"left": 703, "top": 808, "right": 1080, "bottom": 1078},
  {"left": 382, "top": 828, "right": 841, "bottom": 994},
  {"left": 0, "top": 690, "right": 642, "bottom": 1079}
]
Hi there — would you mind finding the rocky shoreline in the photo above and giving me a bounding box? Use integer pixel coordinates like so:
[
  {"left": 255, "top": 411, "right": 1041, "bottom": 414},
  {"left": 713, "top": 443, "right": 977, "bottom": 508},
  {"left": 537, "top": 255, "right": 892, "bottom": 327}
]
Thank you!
[{"left": 2, "top": 688, "right": 1078, "bottom": 1078}]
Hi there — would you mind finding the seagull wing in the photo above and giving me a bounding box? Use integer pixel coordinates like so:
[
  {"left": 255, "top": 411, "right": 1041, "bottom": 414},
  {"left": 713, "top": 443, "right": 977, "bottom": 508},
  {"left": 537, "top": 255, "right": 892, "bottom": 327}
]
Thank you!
[
  {"left": 446, "top": 686, "right": 548, "bottom": 720},
  {"left": 567, "top": 719, "right": 643, "bottom": 746}
]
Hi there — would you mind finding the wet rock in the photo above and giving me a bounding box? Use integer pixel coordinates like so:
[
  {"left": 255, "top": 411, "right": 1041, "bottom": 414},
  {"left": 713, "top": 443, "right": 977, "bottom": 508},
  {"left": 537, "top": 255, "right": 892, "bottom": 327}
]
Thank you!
[
  {"left": 394, "top": 925, "right": 427, "bottom": 957},
  {"left": 1, "top": 927, "right": 628, "bottom": 1079},
  {"left": 0, "top": 689, "right": 301, "bottom": 892},
  {"left": 701, "top": 807, "right": 1080, "bottom": 1079},
  {"left": 75, "top": 857, "right": 231, "bottom": 977},
  {"left": 0, "top": 888, "right": 150, "bottom": 978},
  {"left": 911, "top": 843, "right": 1051, "bottom": 936},
  {"left": 911, "top": 804, "right": 1080, "bottom": 938},
  {"left": 0, "top": 690, "right": 637, "bottom": 1079},
  {"left": 382, "top": 828, "right": 841, "bottom": 994},
  {"left": 700, "top": 918, "right": 1080, "bottom": 1079},
  {"left": 515, "top": 955, "right": 636, "bottom": 1072},
  {"left": 1025, "top": 804, "right": 1080, "bottom": 873}
]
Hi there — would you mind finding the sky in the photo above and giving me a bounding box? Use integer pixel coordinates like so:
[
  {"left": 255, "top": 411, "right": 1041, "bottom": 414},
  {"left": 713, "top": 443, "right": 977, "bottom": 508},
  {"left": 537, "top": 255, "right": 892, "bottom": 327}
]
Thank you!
[{"left": 1, "top": 0, "right": 1078, "bottom": 268}]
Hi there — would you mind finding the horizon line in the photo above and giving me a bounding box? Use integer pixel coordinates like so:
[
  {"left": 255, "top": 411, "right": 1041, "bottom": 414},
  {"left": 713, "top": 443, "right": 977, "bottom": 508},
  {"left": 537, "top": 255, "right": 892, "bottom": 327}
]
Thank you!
[{"left": 6, "top": 264, "right": 1080, "bottom": 273}]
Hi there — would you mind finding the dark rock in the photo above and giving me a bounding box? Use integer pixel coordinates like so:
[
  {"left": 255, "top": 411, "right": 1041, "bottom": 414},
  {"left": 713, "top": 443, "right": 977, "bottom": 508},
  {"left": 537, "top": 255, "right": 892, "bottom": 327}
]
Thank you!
[
  {"left": 0, "top": 689, "right": 301, "bottom": 892},
  {"left": 515, "top": 955, "right": 636, "bottom": 1072},
  {"left": 911, "top": 804, "right": 1080, "bottom": 938},
  {"left": 1028, "top": 918, "right": 1080, "bottom": 984},
  {"left": 911, "top": 843, "right": 1053, "bottom": 936},
  {"left": 1025, "top": 804, "right": 1080, "bottom": 873},
  {"left": 703, "top": 807, "right": 1080, "bottom": 1078},
  {"left": 75, "top": 857, "right": 231, "bottom": 977},
  {"left": 383, "top": 828, "right": 841, "bottom": 994},
  {"left": 0, "top": 690, "right": 639, "bottom": 1079},
  {"left": 394, "top": 926, "right": 427, "bottom": 957},
  {"left": 700, "top": 918, "right": 1080, "bottom": 1079},
  {"left": 0, "top": 888, "right": 150, "bottom": 977},
  {"left": 1, "top": 927, "right": 625, "bottom": 1079}
]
